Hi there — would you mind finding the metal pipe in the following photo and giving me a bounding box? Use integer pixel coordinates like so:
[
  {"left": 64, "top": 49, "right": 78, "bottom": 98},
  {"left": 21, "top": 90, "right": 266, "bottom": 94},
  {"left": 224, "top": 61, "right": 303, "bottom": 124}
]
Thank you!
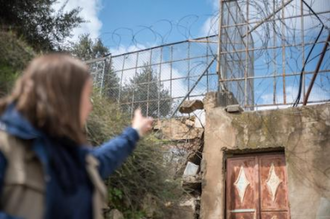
[
  {"left": 301, "top": 0, "right": 306, "bottom": 100},
  {"left": 273, "top": 0, "right": 277, "bottom": 105},
  {"left": 121, "top": 97, "right": 330, "bottom": 107},
  {"left": 218, "top": 69, "right": 330, "bottom": 82},
  {"left": 112, "top": 54, "right": 215, "bottom": 72},
  {"left": 217, "top": 0, "right": 225, "bottom": 91},
  {"left": 222, "top": 10, "right": 330, "bottom": 28},
  {"left": 110, "top": 35, "right": 218, "bottom": 58},
  {"left": 219, "top": 40, "right": 328, "bottom": 54},
  {"left": 244, "top": 0, "right": 249, "bottom": 106},
  {"left": 303, "top": 33, "right": 330, "bottom": 105},
  {"left": 282, "top": 0, "right": 287, "bottom": 104}
]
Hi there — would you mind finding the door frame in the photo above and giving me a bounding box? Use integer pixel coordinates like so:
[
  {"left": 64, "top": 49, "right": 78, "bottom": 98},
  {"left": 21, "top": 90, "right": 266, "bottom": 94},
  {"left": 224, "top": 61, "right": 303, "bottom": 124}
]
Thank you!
[{"left": 223, "top": 150, "right": 290, "bottom": 219}]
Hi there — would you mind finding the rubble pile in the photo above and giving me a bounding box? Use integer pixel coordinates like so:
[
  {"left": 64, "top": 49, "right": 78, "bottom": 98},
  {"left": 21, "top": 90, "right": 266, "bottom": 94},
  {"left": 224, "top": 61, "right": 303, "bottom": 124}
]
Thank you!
[{"left": 154, "top": 100, "right": 205, "bottom": 219}]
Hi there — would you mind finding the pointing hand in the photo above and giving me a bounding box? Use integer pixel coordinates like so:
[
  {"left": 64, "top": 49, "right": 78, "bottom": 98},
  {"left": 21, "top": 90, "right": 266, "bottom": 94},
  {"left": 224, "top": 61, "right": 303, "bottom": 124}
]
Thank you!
[{"left": 132, "top": 108, "right": 153, "bottom": 137}]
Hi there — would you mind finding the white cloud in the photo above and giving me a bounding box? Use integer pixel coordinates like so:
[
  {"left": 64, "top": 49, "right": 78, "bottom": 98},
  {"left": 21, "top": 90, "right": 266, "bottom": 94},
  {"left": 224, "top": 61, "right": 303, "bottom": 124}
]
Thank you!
[
  {"left": 200, "top": 0, "right": 219, "bottom": 36},
  {"left": 201, "top": 15, "right": 219, "bottom": 36},
  {"left": 53, "top": 0, "right": 102, "bottom": 42},
  {"left": 211, "top": 0, "right": 219, "bottom": 11},
  {"left": 111, "top": 44, "right": 147, "bottom": 56},
  {"left": 257, "top": 85, "right": 330, "bottom": 110}
]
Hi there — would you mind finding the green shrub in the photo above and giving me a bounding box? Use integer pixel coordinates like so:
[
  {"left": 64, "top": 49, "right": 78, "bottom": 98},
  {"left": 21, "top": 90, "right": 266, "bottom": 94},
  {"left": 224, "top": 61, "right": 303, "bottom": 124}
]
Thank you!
[
  {"left": 87, "top": 94, "right": 181, "bottom": 218},
  {"left": 0, "top": 31, "right": 35, "bottom": 96},
  {"left": 0, "top": 31, "right": 35, "bottom": 70},
  {"left": 0, "top": 65, "right": 19, "bottom": 96}
]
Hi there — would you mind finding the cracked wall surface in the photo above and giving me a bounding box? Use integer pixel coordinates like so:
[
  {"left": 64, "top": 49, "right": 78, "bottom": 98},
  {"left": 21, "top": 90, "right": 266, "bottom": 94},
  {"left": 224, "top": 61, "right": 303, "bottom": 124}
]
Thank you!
[{"left": 201, "top": 102, "right": 330, "bottom": 219}]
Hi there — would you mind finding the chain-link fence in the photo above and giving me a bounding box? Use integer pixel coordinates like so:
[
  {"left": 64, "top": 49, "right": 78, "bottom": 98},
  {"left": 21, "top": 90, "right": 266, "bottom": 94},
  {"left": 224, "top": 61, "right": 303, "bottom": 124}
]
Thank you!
[
  {"left": 87, "top": 0, "right": 330, "bottom": 118},
  {"left": 219, "top": 0, "right": 255, "bottom": 109},
  {"left": 87, "top": 36, "right": 219, "bottom": 118},
  {"left": 219, "top": 0, "right": 330, "bottom": 110}
]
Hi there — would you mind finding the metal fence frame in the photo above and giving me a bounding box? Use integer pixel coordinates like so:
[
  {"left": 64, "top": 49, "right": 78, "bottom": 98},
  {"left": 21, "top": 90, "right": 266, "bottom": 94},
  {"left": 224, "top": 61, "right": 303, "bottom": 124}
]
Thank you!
[{"left": 87, "top": 0, "right": 330, "bottom": 118}]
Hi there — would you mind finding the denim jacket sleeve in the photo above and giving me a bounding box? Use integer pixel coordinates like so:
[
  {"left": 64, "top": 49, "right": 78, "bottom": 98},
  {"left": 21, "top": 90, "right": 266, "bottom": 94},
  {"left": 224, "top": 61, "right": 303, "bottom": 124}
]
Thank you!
[
  {"left": 91, "top": 127, "right": 140, "bottom": 179},
  {"left": 0, "top": 213, "right": 23, "bottom": 219},
  {"left": 0, "top": 152, "right": 23, "bottom": 219}
]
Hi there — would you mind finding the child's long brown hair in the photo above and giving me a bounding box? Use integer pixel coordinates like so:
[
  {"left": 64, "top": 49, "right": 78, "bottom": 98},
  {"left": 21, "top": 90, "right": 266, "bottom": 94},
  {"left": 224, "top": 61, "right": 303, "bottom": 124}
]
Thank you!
[{"left": 0, "top": 54, "right": 91, "bottom": 144}]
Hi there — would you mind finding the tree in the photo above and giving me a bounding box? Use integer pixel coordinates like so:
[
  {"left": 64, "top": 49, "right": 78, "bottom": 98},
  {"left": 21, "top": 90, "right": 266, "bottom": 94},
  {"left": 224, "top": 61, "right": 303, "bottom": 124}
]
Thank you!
[
  {"left": 69, "top": 34, "right": 109, "bottom": 61},
  {"left": 103, "top": 63, "right": 120, "bottom": 101},
  {"left": 121, "top": 64, "right": 172, "bottom": 117},
  {"left": 0, "top": 0, "right": 83, "bottom": 51},
  {"left": 69, "top": 34, "right": 120, "bottom": 101}
]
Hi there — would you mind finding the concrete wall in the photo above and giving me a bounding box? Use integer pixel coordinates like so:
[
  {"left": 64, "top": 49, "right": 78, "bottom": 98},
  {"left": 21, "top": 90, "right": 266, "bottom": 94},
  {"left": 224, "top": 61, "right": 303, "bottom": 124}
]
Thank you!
[{"left": 200, "top": 102, "right": 330, "bottom": 219}]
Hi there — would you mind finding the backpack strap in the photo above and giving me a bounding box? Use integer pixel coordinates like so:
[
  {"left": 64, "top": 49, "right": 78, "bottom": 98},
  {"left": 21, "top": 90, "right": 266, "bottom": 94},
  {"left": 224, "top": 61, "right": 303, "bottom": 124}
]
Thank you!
[{"left": 0, "top": 131, "right": 27, "bottom": 184}]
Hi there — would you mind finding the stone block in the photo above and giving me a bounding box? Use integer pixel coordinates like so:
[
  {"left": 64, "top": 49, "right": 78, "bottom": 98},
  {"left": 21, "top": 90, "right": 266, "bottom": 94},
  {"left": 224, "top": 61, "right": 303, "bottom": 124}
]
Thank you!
[
  {"left": 225, "top": 104, "right": 243, "bottom": 113},
  {"left": 185, "top": 119, "right": 195, "bottom": 127},
  {"left": 154, "top": 119, "right": 203, "bottom": 140},
  {"left": 203, "top": 92, "right": 218, "bottom": 112},
  {"left": 182, "top": 175, "right": 202, "bottom": 195},
  {"left": 179, "top": 100, "right": 204, "bottom": 114},
  {"left": 218, "top": 90, "right": 239, "bottom": 107}
]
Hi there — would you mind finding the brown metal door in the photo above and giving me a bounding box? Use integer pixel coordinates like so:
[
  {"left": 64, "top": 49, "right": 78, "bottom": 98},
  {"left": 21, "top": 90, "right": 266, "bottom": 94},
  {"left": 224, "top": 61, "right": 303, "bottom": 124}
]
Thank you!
[{"left": 226, "top": 153, "right": 290, "bottom": 219}]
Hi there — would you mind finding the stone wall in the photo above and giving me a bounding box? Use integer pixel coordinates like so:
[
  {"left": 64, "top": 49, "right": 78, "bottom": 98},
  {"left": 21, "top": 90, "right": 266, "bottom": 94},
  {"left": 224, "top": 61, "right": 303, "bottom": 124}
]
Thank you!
[
  {"left": 201, "top": 101, "right": 330, "bottom": 219},
  {"left": 154, "top": 116, "right": 204, "bottom": 218}
]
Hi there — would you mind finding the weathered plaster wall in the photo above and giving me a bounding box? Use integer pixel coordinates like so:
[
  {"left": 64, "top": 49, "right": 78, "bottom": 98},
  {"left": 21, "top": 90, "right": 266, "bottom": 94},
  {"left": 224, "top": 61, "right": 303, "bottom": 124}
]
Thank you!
[{"left": 200, "top": 102, "right": 330, "bottom": 219}]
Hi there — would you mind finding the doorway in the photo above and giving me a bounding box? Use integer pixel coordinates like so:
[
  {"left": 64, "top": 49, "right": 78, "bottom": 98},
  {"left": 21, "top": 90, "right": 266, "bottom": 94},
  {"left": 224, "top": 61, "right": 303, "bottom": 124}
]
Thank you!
[{"left": 226, "top": 153, "right": 290, "bottom": 219}]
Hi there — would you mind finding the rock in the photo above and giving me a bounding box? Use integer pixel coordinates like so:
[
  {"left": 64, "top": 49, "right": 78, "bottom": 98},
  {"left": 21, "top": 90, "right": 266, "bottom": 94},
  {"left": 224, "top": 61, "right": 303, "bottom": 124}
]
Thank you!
[
  {"left": 180, "top": 197, "right": 196, "bottom": 210},
  {"left": 108, "top": 209, "right": 124, "bottom": 219},
  {"left": 179, "top": 100, "right": 204, "bottom": 114},
  {"left": 167, "top": 196, "right": 201, "bottom": 219},
  {"left": 218, "top": 90, "right": 239, "bottom": 107},
  {"left": 154, "top": 119, "right": 203, "bottom": 140},
  {"left": 203, "top": 91, "right": 240, "bottom": 112},
  {"left": 203, "top": 92, "right": 218, "bottom": 112},
  {"left": 185, "top": 119, "right": 195, "bottom": 127},
  {"left": 225, "top": 104, "right": 243, "bottom": 113},
  {"left": 182, "top": 175, "right": 202, "bottom": 195}
]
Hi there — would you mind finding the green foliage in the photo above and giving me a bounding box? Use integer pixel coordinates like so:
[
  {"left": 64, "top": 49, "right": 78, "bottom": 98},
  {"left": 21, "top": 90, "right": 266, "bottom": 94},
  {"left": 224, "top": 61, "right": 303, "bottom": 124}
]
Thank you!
[
  {"left": 0, "top": 0, "right": 83, "bottom": 51},
  {"left": 0, "top": 31, "right": 35, "bottom": 96},
  {"left": 0, "top": 65, "right": 19, "bottom": 97},
  {"left": 87, "top": 94, "right": 180, "bottom": 218},
  {"left": 69, "top": 34, "right": 109, "bottom": 61},
  {"left": 0, "top": 31, "right": 35, "bottom": 70},
  {"left": 103, "top": 65, "right": 120, "bottom": 101},
  {"left": 69, "top": 34, "right": 120, "bottom": 101},
  {"left": 121, "top": 64, "right": 172, "bottom": 118},
  {"left": 124, "top": 210, "right": 146, "bottom": 219}
]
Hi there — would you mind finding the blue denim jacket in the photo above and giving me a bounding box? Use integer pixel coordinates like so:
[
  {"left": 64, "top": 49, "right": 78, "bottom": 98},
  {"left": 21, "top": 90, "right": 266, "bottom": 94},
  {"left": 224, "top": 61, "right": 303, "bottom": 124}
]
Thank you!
[{"left": 0, "top": 104, "right": 139, "bottom": 219}]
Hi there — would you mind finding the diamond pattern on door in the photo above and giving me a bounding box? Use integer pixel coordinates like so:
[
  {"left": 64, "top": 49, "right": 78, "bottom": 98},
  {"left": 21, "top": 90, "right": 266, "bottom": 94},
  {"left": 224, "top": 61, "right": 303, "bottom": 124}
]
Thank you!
[
  {"left": 234, "top": 166, "right": 251, "bottom": 203},
  {"left": 226, "top": 153, "right": 290, "bottom": 219},
  {"left": 266, "top": 163, "right": 282, "bottom": 202}
]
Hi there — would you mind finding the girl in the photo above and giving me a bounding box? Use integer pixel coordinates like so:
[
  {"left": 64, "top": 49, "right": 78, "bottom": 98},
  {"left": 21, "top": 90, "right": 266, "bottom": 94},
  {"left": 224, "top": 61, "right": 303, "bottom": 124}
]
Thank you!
[{"left": 0, "top": 54, "right": 153, "bottom": 219}]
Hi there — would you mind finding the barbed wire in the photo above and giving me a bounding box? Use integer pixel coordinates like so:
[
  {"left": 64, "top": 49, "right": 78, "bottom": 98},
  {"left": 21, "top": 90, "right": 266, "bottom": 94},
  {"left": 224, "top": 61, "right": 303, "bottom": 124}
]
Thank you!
[{"left": 89, "top": 0, "right": 330, "bottom": 113}]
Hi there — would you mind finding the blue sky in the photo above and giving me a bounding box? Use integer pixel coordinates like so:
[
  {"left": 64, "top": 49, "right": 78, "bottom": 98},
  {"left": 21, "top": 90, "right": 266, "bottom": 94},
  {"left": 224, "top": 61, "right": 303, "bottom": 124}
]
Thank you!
[
  {"left": 55, "top": 0, "right": 218, "bottom": 50},
  {"left": 99, "top": 0, "right": 218, "bottom": 50},
  {"left": 55, "top": 0, "right": 330, "bottom": 108}
]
